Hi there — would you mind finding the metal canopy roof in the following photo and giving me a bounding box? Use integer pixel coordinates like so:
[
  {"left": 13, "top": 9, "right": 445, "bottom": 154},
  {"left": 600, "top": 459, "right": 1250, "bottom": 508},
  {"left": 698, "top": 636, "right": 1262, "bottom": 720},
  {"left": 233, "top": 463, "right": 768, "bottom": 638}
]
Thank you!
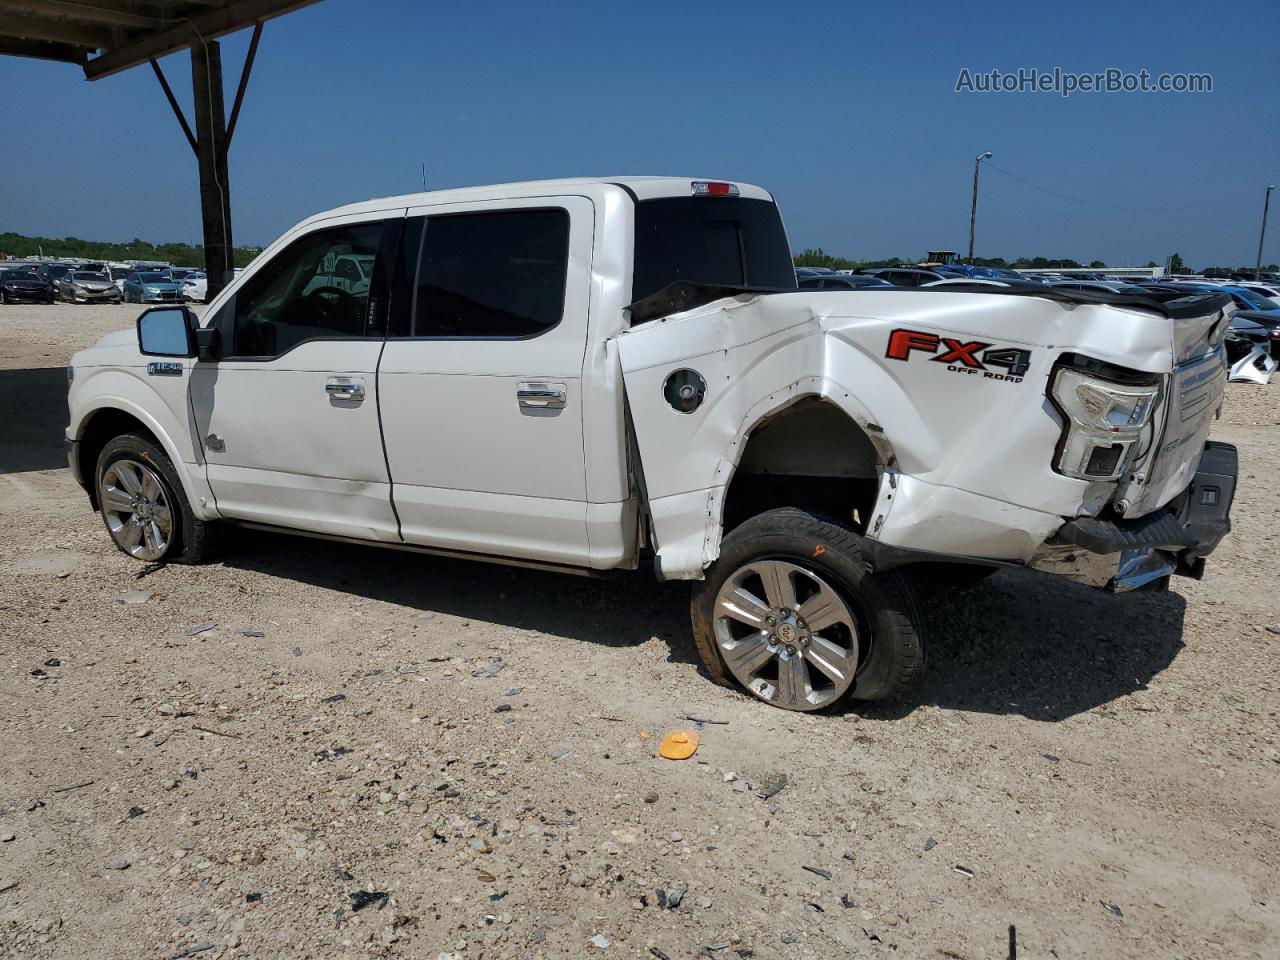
[{"left": 0, "top": 0, "right": 319, "bottom": 79}]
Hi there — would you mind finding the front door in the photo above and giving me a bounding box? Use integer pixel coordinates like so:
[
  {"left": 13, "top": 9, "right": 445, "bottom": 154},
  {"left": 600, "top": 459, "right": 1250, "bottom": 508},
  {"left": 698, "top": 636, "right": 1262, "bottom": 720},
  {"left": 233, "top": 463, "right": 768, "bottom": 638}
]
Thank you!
[
  {"left": 377, "top": 197, "right": 595, "bottom": 565},
  {"left": 189, "top": 214, "right": 402, "bottom": 541}
]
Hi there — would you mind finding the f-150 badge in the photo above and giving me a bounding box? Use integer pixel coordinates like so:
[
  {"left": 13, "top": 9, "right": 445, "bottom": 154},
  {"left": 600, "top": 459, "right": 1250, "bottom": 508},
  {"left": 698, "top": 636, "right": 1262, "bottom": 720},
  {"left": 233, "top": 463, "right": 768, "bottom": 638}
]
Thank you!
[{"left": 885, "top": 328, "right": 1031, "bottom": 382}]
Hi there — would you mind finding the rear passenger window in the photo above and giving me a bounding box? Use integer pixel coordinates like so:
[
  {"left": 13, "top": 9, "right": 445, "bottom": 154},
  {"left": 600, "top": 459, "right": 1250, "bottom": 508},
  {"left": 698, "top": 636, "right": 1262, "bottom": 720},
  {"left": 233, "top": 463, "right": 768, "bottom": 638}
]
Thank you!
[
  {"left": 413, "top": 209, "right": 569, "bottom": 338},
  {"left": 231, "top": 221, "right": 382, "bottom": 358}
]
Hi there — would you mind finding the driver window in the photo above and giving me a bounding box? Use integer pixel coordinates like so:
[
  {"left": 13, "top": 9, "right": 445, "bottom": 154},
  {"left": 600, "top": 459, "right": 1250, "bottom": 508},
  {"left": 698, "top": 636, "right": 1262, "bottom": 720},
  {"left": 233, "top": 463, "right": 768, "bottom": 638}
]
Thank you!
[{"left": 231, "top": 221, "right": 382, "bottom": 358}]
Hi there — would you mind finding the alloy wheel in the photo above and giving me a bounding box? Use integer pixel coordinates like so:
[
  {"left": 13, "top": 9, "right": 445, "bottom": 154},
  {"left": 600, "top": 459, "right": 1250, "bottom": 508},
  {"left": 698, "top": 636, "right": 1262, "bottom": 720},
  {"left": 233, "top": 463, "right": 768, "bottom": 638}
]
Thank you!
[
  {"left": 712, "top": 559, "right": 861, "bottom": 711},
  {"left": 99, "top": 458, "right": 174, "bottom": 561}
]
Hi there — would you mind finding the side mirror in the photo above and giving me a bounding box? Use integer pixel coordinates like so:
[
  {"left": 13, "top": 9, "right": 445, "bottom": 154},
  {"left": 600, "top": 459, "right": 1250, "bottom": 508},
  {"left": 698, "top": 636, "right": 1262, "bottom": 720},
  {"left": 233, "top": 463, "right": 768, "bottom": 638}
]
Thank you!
[
  {"left": 137, "top": 306, "right": 196, "bottom": 357},
  {"left": 195, "top": 325, "right": 221, "bottom": 362}
]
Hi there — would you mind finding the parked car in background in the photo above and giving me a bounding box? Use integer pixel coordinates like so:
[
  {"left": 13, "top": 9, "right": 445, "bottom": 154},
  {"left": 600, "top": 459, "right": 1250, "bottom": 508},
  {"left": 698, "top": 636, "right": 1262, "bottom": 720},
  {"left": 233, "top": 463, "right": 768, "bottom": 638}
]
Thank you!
[
  {"left": 1226, "top": 315, "right": 1278, "bottom": 383},
  {"left": 1212, "top": 280, "right": 1280, "bottom": 301},
  {"left": 34, "top": 262, "right": 75, "bottom": 289},
  {"left": 1172, "top": 283, "right": 1280, "bottom": 314},
  {"left": 1050, "top": 279, "right": 1153, "bottom": 296},
  {"left": 0, "top": 268, "right": 55, "bottom": 303},
  {"left": 56, "top": 270, "right": 122, "bottom": 304},
  {"left": 922, "top": 278, "right": 1010, "bottom": 288},
  {"left": 856, "top": 266, "right": 946, "bottom": 286},
  {"left": 797, "top": 273, "right": 891, "bottom": 290},
  {"left": 122, "top": 271, "right": 183, "bottom": 303},
  {"left": 1220, "top": 286, "right": 1280, "bottom": 312},
  {"left": 182, "top": 271, "right": 208, "bottom": 302},
  {"left": 107, "top": 265, "right": 134, "bottom": 293},
  {"left": 1233, "top": 310, "right": 1280, "bottom": 347}
]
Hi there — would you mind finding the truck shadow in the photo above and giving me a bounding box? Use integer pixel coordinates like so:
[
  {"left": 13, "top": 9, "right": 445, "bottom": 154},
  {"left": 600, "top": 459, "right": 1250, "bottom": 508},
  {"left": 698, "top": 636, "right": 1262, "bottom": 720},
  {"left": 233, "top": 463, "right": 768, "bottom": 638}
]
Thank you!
[
  {"left": 0, "top": 367, "right": 72, "bottom": 475},
  {"left": 225, "top": 529, "right": 699, "bottom": 665},
  {"left": 859, "top": 566, "right": 1188, "bottom": 722},
  {"left": 226, "top": 531, "right": 1185, "bottom": 722}
]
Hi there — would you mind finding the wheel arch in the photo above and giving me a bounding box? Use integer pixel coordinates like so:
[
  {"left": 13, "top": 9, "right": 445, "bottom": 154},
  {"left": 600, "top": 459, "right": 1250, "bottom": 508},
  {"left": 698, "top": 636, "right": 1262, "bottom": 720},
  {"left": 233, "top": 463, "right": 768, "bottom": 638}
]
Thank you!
[
  {"left": 695, "top": 380, "right": 898, "bottom": 575},
  {"left": 73, "top": 400, "right": 208, "bottom": 515}
]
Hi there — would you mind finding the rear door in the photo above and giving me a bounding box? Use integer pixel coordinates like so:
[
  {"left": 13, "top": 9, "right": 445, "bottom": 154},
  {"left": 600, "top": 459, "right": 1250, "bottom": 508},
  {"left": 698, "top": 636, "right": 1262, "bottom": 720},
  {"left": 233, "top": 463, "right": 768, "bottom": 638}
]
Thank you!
[
  {"left": 377, "top": 196, "right": 595, "bottom": 565},
  {"left": 189, "top": 212, "right": 403, "bottom": 541}
]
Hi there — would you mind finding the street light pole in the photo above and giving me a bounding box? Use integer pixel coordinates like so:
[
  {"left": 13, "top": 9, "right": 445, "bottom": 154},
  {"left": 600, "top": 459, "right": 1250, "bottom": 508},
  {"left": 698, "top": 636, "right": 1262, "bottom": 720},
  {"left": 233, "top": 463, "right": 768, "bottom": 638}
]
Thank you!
[
  {"left": 1256, "top": 184, "right": 1274, "bottom": 277},
  {"left": 968, "top": 151, "right": 993, "bottom": 262}
]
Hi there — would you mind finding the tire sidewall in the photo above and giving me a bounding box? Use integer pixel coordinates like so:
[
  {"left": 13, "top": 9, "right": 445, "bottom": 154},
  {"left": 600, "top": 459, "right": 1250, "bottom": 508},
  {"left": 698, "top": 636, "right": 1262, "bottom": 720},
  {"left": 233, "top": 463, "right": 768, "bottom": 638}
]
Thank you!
[
  {"left": 95, "top": 434, "right": 187, "bottom": 562},
  {"left": 693, "top": 510, "right": 919, "bottom": 705}
]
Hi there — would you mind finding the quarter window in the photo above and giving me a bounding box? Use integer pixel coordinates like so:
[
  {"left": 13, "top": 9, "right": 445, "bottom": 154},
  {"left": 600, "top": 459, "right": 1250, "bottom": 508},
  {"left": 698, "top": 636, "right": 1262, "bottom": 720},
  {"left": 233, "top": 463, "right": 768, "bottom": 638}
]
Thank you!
[
  {"left": 231, "top": 221, "right": 382, "bottom": 357},
  {"left": 412, "top": 209, "right": 569, "bottom": 338}
]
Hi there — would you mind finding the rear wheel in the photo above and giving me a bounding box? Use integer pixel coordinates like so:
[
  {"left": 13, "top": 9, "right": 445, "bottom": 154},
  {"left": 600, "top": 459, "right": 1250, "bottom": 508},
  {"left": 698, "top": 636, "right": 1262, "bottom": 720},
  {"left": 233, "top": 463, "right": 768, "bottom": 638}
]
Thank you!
[
  {"left": 95, "top": 433, "right": 224, "bottom": 565},
  {"left": 691, "top": 507, "right": 924, "bottom": 711}
]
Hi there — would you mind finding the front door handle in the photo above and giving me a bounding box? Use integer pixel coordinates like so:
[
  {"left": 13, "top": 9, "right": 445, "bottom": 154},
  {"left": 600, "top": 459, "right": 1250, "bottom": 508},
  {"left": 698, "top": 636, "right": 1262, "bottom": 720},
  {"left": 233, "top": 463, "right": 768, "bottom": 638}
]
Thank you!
[
  {"left": 325, "top": 377, "right": 365, "bottom": 402},
  {"left": 517, "top": 382, "right": 567, "bottom": 409}
]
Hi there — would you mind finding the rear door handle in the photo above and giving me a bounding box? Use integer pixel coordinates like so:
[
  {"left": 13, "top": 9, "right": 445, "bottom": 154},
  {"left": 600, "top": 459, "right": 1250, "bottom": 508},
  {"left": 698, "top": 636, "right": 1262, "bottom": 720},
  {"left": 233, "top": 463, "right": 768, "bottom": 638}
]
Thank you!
[
  {"left": 517, "top": 382, "right": 567, "bottom": 409},
  {"left": 325, "top": 377, "right": 365, "bottom": 401}
]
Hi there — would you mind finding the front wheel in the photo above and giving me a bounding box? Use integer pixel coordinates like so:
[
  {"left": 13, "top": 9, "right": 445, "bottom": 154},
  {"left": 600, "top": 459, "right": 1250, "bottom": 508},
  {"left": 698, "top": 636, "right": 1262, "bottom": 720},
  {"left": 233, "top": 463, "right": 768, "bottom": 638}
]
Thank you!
[
  {"left": 95, "top": 433, "right": 224, "bottom": 564},
  {"left": 690, "top": 507, "right": 924, "bottom": 711}
]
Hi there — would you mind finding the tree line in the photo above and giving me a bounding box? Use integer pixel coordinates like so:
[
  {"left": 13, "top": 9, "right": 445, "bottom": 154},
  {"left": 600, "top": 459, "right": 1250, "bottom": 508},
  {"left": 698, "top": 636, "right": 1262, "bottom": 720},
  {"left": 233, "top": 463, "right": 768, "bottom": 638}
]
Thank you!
[{"left": 0, "top": 232, "right": 261, "bottom": 269}]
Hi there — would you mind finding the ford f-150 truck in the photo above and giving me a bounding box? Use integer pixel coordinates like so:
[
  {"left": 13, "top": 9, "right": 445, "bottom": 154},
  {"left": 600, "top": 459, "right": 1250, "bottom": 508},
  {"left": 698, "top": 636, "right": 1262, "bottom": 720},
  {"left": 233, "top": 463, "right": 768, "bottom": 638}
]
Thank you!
[{"left": 65, "top": 176, "right": 1237, "bottom": 712}]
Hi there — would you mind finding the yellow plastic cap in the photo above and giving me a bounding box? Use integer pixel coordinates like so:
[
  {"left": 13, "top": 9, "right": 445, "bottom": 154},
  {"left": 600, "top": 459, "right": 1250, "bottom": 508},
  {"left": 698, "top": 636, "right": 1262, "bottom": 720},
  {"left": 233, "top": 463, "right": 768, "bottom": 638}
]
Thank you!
[{"left": 658, "top": 729, "right": 700, "bottom": 760}]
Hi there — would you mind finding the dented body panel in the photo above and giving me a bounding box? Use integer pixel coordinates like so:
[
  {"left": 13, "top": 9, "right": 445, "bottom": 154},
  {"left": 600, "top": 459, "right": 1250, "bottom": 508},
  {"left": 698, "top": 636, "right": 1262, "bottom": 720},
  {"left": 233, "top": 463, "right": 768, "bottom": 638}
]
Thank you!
[{"left": 618, "top": 289, "right": 1228, "bottom": 580}]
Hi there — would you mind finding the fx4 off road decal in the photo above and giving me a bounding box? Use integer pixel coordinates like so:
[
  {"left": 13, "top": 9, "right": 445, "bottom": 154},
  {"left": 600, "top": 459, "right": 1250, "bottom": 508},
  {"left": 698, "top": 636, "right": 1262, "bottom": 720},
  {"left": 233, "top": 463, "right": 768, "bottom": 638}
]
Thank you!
[{"left": 885, "top": 329, "right": 1031, "bottom": 383}]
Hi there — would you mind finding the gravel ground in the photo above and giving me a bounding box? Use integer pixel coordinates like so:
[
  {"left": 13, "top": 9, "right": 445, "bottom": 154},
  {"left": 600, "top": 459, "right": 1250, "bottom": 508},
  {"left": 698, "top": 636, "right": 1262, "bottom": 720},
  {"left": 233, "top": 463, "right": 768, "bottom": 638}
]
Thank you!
[{"left": 1, "top": 303, "right": 1277, "bottom": 960}]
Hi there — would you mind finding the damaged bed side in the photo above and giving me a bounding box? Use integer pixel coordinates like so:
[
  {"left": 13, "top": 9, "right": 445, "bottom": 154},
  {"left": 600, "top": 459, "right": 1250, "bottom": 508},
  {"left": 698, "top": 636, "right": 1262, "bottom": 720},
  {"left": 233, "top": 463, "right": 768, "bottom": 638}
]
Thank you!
[{"left": 615, "top": 284, "right": 1234, "bottom": 586}]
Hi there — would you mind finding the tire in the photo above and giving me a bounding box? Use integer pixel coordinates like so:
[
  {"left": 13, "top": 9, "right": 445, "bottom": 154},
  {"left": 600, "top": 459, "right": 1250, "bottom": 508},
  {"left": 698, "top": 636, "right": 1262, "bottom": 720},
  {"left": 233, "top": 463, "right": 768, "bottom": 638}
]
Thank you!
[
  {"left": 690, "top": 507, "right": 924, "bottom": 710},
  {"left": 95, "top": 432, "right": 224, "bottom": 565}
]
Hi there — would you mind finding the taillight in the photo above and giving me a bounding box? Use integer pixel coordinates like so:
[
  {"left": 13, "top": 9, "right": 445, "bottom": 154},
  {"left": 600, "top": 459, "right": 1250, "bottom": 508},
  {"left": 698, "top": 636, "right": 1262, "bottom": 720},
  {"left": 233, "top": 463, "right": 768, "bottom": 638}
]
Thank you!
[
  {"left": 691, "top": 180, "right": 739, "bottom": 197},
  {"left": 1047, "top": 357, "right": 1163, "bottom": 481}
]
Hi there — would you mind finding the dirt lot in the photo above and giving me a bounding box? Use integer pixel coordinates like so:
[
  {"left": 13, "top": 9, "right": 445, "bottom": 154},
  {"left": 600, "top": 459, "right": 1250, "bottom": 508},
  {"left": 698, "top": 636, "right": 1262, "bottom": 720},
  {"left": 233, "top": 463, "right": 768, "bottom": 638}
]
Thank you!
[{"left": 1, "top": 302, "right": 1277, "bottom": 960}]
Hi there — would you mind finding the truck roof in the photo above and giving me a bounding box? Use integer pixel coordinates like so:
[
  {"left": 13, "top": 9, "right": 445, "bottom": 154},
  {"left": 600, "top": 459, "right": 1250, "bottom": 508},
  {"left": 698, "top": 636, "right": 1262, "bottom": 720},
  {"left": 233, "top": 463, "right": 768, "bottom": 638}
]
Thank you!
[{"left": 311, "top": 176, "right": 775, "bottom": 222}]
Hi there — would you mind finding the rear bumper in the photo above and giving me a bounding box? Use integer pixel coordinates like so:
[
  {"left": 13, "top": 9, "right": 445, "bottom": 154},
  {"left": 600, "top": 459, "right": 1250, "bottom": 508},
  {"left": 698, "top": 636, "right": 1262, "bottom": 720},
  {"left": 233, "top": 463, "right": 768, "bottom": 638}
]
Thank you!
[{"left": 1029, "top": 441, "right": 1236, "bottom": 591}]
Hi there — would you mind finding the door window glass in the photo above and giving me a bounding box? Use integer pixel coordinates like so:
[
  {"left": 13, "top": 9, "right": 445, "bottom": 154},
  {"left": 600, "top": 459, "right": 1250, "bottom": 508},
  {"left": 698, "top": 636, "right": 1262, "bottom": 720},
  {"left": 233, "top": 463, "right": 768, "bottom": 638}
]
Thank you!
[
  {"left": 412, "top": 209, "right": 569, "bottom": 338},
  {"left": 231, "top": 221, "right": 382, "bottom": 357}
]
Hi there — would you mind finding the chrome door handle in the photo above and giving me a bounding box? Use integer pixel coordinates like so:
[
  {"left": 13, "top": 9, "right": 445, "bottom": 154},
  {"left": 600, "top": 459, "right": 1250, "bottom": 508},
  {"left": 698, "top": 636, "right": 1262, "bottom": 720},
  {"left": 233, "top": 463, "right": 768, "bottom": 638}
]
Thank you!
[
  {"left": 325, "top": 378, "right": 365, "bottom": 401},
  {"left": 517, "top": 383, "right": 567, "bottom": 409}
]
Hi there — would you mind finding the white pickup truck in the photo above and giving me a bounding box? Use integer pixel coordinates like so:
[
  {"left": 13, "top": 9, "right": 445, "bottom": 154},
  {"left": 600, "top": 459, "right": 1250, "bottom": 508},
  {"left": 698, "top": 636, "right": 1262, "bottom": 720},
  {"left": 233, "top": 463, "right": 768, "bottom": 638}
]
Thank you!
[{"left": 66, "top": 176, "right": 1237, "bottom": 712}]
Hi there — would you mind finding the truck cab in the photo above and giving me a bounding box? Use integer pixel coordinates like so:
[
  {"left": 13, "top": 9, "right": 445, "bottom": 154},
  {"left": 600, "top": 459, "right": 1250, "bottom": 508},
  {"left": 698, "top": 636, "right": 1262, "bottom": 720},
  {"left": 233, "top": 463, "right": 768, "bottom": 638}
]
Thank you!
[{"left": 66, "top": 176, "right": 1237, "bottom": 712}]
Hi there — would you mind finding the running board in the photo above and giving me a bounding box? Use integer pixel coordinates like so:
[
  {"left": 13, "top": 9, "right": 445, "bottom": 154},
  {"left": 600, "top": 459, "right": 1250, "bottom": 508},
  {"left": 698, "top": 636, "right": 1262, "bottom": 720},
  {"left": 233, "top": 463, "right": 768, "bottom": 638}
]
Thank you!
[{"left": 231, "top": 521, "right": 606, "bottom": 578}]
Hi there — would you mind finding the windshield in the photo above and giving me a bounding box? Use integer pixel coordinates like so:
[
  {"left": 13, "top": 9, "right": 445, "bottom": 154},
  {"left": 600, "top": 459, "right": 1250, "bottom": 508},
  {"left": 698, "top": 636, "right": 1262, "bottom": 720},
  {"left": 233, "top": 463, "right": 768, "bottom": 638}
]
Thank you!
[
  {"left": 72, "top": 272, "right": 106, "bottom": 281},
  {"left": 138, "top": 272, "right": 168, "bottom": 282},
  {"left": 4, "top": 271, "right": 39, "bottom": 281},
  {"left": 631, "top": 196, "right": 796, "bottom": 303}
]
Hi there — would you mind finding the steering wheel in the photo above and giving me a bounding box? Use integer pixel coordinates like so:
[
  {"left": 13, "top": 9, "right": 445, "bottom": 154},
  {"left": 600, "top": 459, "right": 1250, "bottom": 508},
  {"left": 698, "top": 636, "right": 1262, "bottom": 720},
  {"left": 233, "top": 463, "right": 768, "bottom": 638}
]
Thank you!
[{"left": 300, "top": 285, "right": 361, "bottom": 331}]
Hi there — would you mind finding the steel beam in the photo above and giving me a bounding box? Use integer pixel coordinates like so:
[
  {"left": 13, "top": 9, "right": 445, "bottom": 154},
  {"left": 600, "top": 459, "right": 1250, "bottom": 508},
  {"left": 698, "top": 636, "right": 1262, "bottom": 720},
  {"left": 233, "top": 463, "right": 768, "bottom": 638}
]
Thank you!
[
  {"left": 150, "top": 55, "right": 197, "bottom": 155},
  {"left": 0, "top": 35, "right": 87, "bottom": 62},
  {"left": 224, "top": 19, "right": 260, "bottom": 149},
  {"left": 0, "top": 1, "right": 161, "bottom": 30},
  {"left": 82, "top": 0, "right": 318, "bottom": 79},
  {"left": 0, "top": 12, "right": 116, "bottom": 47},
  {"left": 190, "top": 37, "right": 235, "bottom": 300}
]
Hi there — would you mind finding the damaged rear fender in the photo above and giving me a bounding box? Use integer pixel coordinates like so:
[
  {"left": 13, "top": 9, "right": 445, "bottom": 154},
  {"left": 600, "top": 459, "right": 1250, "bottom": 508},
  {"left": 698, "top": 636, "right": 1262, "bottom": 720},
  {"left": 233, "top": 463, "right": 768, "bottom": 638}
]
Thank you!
[{"left": 617, "top": 298, "right": 905, "bottom": 580}]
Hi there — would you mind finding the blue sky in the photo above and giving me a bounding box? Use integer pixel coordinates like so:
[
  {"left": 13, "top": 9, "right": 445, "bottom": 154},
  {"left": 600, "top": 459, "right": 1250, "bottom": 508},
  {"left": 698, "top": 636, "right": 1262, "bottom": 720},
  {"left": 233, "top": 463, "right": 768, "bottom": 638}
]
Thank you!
[{"left": 2, "top": 0, "right": 1277, "bottom": 267}]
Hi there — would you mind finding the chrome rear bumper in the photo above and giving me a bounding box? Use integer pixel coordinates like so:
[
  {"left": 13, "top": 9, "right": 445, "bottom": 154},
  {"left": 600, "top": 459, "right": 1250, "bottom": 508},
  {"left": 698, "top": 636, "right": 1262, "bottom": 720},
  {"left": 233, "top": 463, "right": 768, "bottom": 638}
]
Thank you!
[{"left": 1030, "top": 441, "right": 1237, "bottom": 591}]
